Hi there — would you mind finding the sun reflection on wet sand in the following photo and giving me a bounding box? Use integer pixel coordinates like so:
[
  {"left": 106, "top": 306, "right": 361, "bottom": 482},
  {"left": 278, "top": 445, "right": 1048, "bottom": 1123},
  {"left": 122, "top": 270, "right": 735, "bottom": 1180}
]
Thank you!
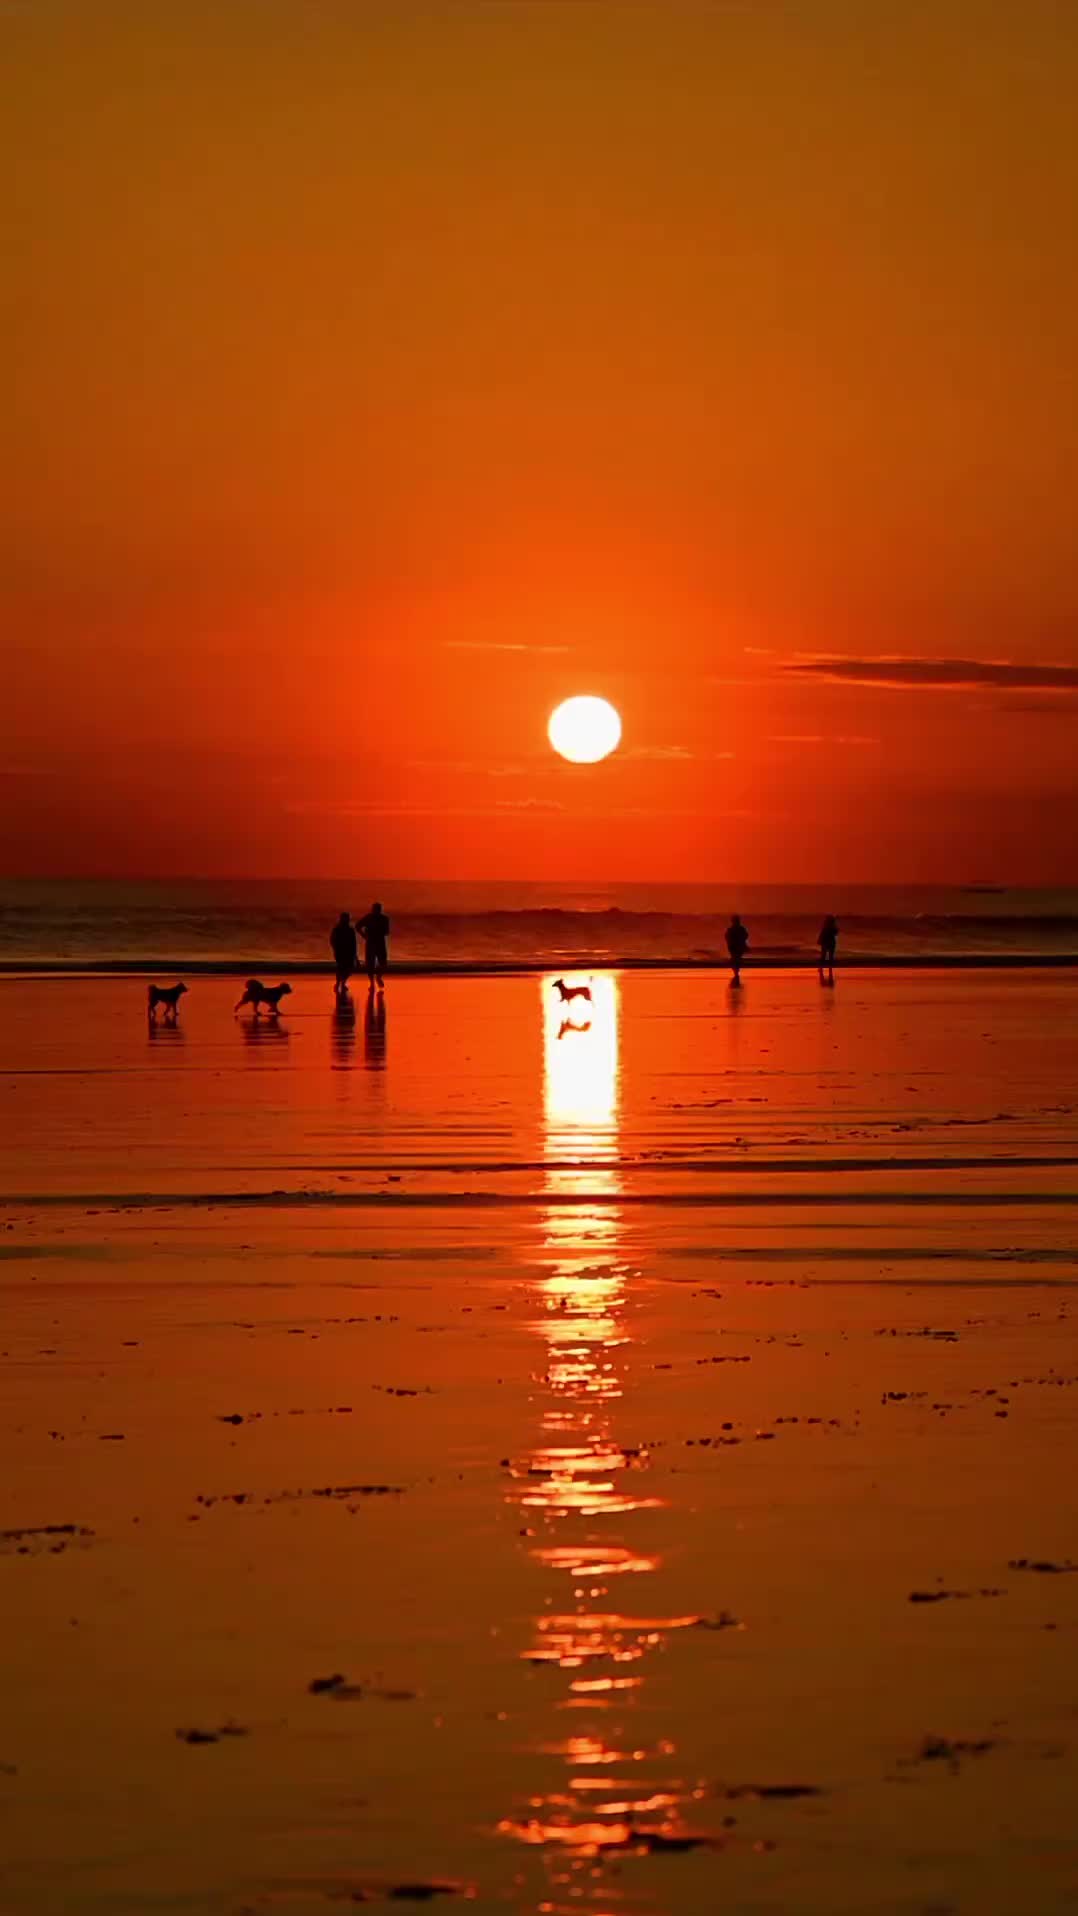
[
  {"left": 541, "top": 972, "right": 621, "bottom": 1258},
  {"left": 497, "top": 978, "right": 714, "bottom": 1907}
]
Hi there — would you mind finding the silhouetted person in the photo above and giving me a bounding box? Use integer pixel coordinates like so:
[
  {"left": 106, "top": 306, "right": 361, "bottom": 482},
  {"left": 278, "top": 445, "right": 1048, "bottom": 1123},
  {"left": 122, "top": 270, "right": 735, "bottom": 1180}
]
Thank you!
[
  {"left": 725, "top": 913, "right": 749, "bottom": 985},
  {"left": 330, "top": 911, "right": 357, "bottom": 995},
  {"left": 358, "top": 901, "right": 390, "bottom": 987},
  {"left": 818, "top": 915, "right": 838, "bottom": 982}
]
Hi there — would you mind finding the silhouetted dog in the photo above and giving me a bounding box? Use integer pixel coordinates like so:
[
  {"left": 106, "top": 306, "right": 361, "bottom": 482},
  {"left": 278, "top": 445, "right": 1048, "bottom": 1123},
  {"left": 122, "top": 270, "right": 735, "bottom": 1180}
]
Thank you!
[
  {"left": 234, "top": 979, "right": 292, "bottom": 1017},
  {"left": 552, "top": 978, "right": 592, "bottom": 1007},
  {"left": 147, "top": 982, "right": 188, "bottom": 1022}
]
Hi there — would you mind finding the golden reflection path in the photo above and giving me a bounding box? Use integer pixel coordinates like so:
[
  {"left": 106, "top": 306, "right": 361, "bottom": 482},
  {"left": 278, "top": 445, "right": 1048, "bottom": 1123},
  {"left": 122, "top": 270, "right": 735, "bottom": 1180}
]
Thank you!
[{"left": 498, "top": 977, "right": 711, "bottom": 1913}]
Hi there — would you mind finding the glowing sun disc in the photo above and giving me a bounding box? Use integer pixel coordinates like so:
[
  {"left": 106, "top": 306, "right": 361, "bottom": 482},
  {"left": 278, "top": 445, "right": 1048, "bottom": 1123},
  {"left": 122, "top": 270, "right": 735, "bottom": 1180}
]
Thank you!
[{"left": 548, "top": 696, "right": 622, "bottom": 764}]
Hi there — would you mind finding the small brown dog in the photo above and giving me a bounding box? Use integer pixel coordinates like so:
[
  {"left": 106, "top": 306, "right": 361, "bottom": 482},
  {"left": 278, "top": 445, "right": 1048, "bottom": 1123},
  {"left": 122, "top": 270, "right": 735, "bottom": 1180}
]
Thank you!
[
  {"left": 234, "top": 979, "right": 292, "bottom": 1017},
  {"left": 147, "top": 982, "right": 188, "bottom": 1022},
  {"left": 552, "top": 978, "right": 592, "bottom": 1007}
]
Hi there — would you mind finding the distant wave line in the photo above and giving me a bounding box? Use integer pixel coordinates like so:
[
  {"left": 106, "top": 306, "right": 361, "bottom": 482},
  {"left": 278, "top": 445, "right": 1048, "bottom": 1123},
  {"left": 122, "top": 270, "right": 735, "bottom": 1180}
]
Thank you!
[
  {"left": 4, "top": 954, "right": 1078, "bottom": 978},
  {"left": 3, "top": 1188, "right": 1077, "bottom": 1211},
  {"left": 2, "top": 1244, "right": 1075, "bottom": 1279},
  {"left": 200, "top": 1154, "right": 1078, "bottom": 1175}
]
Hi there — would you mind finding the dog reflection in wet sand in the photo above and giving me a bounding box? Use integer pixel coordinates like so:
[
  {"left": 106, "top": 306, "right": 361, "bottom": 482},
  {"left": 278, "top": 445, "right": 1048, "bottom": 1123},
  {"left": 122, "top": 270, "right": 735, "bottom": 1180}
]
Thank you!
[{"left": 234, "top": 979, "right": 292, "bottom": 1018}]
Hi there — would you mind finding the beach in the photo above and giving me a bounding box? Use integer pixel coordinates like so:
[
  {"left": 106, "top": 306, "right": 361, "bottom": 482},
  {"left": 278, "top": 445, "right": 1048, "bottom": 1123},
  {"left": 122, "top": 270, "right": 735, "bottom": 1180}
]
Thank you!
[{"left": 3, "top": 967, "right": 1078, "bottom": 1914}]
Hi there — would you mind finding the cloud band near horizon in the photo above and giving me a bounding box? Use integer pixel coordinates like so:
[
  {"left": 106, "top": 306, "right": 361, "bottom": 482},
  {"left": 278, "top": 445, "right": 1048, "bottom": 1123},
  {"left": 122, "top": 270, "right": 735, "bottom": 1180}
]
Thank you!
[{"left": 785, "top": 655, "right": 1078, "bottom": 691}]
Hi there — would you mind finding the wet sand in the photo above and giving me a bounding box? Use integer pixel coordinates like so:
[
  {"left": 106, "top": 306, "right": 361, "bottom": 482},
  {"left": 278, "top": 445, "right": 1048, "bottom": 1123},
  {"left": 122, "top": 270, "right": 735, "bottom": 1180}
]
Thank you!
[{"left": 2, "top": 969, "right": 1078, "bottom": 1914}]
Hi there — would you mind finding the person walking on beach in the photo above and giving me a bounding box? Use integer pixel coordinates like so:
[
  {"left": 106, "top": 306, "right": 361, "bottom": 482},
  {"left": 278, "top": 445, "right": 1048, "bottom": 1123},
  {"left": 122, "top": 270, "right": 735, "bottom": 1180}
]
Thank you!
[
  {"left": 725, "top": 913, "right": 749, "bottom": 985},
  {"left": 358, "top": 901, "right": 390, "bottom": 988},
  {"left": 818, "top": 914, "right": 839, "bottom": 983},
  {"left": 330, "top": 911, "right": 358, "bottom": 995}
]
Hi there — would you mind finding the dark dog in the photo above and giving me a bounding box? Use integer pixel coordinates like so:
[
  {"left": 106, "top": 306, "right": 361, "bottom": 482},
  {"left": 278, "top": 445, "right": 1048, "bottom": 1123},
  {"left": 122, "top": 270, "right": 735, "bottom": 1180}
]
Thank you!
[
  {"left": 234, "top": 979, "right": 293, "bottom": 1017},
  {"left": 552, "top": 978, "right": 592, "bottom": 1007},
  {"left": 147, "top": 982, "right": 188, "bottom": 1022}
]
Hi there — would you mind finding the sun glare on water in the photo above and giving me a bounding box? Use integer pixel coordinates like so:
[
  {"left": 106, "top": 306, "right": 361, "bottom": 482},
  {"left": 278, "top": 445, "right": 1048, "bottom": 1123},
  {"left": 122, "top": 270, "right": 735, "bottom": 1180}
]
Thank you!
[{"left": 548, "top": 696, "right": 622, "bottom": 764}]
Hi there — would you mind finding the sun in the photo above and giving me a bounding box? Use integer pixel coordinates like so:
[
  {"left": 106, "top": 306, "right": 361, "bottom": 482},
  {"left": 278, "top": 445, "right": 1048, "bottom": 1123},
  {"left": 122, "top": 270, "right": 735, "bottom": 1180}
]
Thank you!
[{"left": 548, "top": 695, "right": 622, "bottom": 764}]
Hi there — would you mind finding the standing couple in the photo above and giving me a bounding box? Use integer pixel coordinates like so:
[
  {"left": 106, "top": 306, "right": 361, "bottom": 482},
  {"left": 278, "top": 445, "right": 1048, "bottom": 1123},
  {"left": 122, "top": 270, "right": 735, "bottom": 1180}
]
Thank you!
[
  {"left": 723, "top": 911, "right": 839, "bottom": 984},
  {"left": 331, "top": 904, "right": 389, "bottom": 994}
]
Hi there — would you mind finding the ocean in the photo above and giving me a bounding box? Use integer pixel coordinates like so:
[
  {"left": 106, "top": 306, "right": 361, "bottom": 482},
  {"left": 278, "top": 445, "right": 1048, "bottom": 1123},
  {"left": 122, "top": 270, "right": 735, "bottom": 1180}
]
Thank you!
[{"left": 1, "top": 878, "right": 1078, "bottom": 970}]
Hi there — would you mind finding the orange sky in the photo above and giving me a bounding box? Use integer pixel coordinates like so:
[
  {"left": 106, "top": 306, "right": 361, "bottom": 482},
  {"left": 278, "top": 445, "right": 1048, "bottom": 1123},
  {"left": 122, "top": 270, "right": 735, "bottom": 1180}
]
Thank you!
[{"left": 4, "top": 1, "right": 1078, "bottom": 882}]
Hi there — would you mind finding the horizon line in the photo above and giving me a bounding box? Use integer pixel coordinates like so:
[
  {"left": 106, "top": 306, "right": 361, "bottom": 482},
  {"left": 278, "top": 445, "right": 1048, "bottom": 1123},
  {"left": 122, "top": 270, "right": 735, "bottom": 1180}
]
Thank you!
[{"left": 0, "top": 873, "right": 1070, "bottom": 890}]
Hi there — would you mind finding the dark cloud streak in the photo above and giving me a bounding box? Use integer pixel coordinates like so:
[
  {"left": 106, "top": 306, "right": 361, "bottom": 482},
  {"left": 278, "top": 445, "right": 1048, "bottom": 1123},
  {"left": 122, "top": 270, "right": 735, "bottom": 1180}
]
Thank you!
[{"left": 786, "top": 655, "right": 1078, "bottom": 691}]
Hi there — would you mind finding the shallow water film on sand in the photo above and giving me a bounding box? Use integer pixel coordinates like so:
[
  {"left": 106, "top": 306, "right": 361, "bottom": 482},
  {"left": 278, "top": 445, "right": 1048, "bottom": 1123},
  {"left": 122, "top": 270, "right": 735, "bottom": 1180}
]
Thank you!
[{"left": 2, "top": 970, "right": 1078, "bottom": 1914}]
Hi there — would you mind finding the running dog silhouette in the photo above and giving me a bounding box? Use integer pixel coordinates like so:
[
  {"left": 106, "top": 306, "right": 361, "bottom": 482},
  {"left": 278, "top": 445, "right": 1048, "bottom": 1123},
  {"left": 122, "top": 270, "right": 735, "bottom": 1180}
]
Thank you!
[
  {"left": 147, "top": 982, "right": 188, "bottom": 1022},
  {"left": 234, "top": 979, "right": 292, "bottom": 1017},
  {"left": 552, "top": 978, "right": 592, "bottom": 1007}
]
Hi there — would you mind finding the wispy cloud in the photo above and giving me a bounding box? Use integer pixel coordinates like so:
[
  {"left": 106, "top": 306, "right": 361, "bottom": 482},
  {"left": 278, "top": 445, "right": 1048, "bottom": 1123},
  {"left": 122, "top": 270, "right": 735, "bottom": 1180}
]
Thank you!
[
  {"left": 768, "top": 734, "right": 878, "bottom": 746},
  {"left": 406, "top": 758, "right": 528, "bottom": 778},
  {"left": 493, "top": 796, "right": 564, "bottom": 812},
  {"left": 627, "top": 744, "right": 693, "bottom": 762},
  {"left": 283, "top": 797, "right": 570, "bottom": 820},
  {"left": 286, "top": 799, "right": 562, "bottom": 820},
  {"left": 627, "top": 745, "right": 736, "bottom": 762},
  {"left": 596, "top": 805, "right": 755, "bottom": 819},
  {"left": 785, "top": 654, "right": 1078, "bottom": 691},
  {"left": 442, "top": 640, "right": 570, "bottom": 655},
  {"left": 285, "top": 798, "right": 741, "bottom": 822},
  {"left": 993, "top": 697, "right": 1078, "bottom": 717}
]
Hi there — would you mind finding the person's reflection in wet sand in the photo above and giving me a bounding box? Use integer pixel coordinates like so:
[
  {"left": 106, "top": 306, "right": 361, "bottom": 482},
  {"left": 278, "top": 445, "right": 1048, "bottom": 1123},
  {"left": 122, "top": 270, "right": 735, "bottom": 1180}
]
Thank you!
[
  {"left": 363, "top": 987, "right": 387, "bottom": 1069},
  {"left": 331, "top": 990, "right": 357, "bottom": 1064}
]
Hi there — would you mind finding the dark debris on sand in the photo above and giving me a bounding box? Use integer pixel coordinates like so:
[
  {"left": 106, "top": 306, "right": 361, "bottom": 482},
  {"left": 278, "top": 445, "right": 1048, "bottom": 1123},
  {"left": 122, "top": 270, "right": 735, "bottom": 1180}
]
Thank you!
[
  {"left": 610, "top": 1829, "right": 719, "bottom": 1855},
  {"left": 195, "top": 1484, "right": 403, "bottom": 1509},
  {"left": 387, "top": 1889, "right": 465, "bottom": 1902},
  {"left": 1, "top": 1522, "right": 95, "bottom": 1557},
  {"left": 309, "top": 1673, "right": 347, "bottom": 1695},
  {"left": 175, "top": 1722, "right": 248, "bottom": 1746},
  {"left": 308, "top": 1674, "right": 417, "bottom": 1703},
  {"left": 719, "top": 1782, "right": 824, "bottom": 1800},
  {"left": 910, "top": 1735, "right": 998, "bottom": 1770},
  {"left": 908, "top": 1588, "right": 1006, "bottom": 1603},
  {"left": 294, "top": 1878, "right": 470, "bottom": 1903},
  {"left": 215, "top": 1406, "right": 357, "bottom": 1422}
]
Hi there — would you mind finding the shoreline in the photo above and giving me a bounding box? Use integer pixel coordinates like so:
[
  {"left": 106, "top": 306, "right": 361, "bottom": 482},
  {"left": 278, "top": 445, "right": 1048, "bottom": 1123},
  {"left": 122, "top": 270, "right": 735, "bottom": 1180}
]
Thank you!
[{"left": 3, "top": 952, "right": 1078, "bottom": 979}]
